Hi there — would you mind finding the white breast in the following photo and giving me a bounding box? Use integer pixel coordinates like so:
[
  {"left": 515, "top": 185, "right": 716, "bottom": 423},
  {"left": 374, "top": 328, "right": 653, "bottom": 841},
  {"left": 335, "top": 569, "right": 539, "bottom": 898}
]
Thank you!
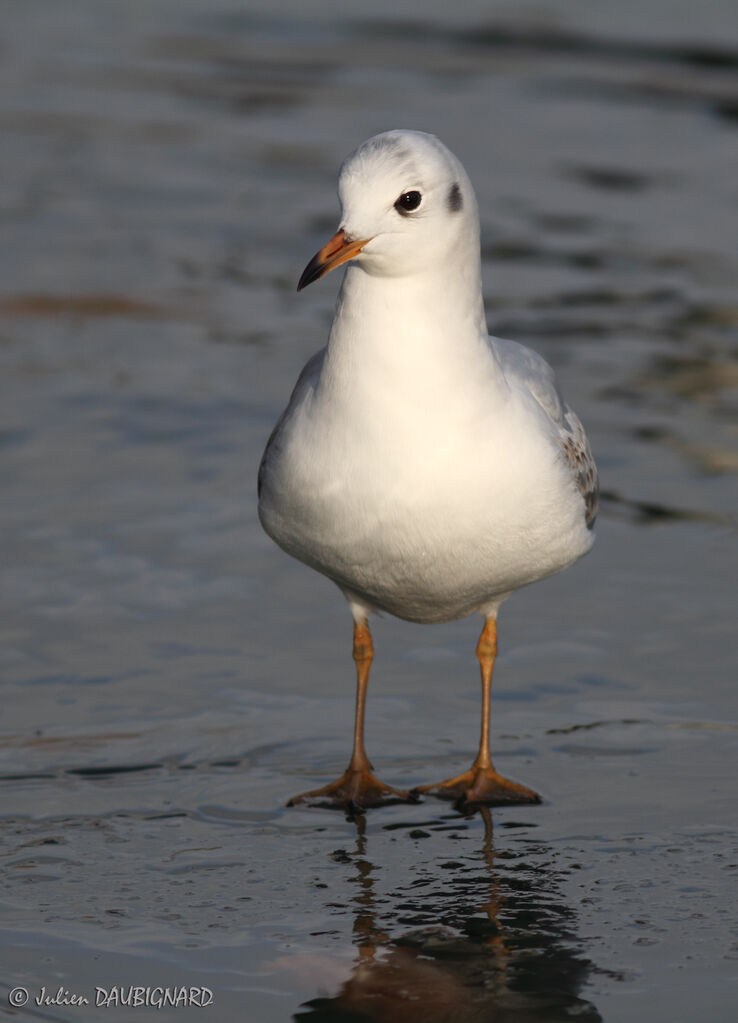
[{"left": 258, "top": 282, "right": 592, "bottom": 623}]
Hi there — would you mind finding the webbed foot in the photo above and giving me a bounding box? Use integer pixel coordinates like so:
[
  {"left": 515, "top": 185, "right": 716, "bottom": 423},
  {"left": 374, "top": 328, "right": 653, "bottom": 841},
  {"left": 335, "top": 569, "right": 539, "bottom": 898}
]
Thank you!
[
  {"left": 414, "top": 764, "right": 540, "bottom": 807},
  {"left": 288, "top": 766, "right": 417, "bottom": 811}
]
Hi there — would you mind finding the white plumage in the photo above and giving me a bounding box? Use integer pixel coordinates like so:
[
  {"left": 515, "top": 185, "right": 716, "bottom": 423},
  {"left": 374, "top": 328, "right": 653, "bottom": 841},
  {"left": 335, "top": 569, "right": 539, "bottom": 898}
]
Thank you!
[{"left": 259, "top": 130, "right": 597, "bottom": 810}]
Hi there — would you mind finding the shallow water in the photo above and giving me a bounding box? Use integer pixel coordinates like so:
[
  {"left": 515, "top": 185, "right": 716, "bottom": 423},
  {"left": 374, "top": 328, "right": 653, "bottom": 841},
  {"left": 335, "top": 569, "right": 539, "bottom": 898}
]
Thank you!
[{"left": 1, "top": 2, "right": 737, "bottom": 1020}]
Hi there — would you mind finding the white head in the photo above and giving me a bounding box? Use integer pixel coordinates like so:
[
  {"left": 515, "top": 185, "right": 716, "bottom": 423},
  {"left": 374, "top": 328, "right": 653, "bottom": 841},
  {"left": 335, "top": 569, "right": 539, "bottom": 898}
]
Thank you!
[{"left": 297, "top": 130, "right": 480, "bottom": 290}]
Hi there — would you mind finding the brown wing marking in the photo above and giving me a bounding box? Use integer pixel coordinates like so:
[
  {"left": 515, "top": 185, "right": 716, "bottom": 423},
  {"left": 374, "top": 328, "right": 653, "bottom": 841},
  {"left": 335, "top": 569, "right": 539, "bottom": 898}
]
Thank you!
[{"left": 561, "top": 413, "right": 598, "bottom": 530}]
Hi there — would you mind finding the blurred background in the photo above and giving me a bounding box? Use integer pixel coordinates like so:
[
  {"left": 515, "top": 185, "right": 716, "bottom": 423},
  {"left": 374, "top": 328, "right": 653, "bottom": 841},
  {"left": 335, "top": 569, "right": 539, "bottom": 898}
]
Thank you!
[{"left": 1, "top": 2, "right": 736, "bottom": 1021}]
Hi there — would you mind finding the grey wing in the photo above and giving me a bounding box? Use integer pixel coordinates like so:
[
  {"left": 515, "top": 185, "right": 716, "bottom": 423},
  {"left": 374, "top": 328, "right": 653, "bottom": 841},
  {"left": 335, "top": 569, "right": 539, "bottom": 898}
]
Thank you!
[
  {"left": 257, "top": 349, "right": 324, "bottom": 499},
  {"left": 491, "top": 336, "right": 599, "bottom": 529}
]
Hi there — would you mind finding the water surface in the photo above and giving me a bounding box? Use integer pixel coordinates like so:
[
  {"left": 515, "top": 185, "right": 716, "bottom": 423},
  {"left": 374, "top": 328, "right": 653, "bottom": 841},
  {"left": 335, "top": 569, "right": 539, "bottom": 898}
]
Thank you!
[{"left": 1, "top": 2, "right": 737, "bottom": 1020}]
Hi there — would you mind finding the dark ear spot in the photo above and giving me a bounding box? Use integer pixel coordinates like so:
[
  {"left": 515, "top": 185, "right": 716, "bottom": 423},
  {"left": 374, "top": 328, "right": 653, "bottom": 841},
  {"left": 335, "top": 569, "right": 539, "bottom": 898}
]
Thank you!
[{"left": 447, "top": 182, "right": 463, "bottom": 213}]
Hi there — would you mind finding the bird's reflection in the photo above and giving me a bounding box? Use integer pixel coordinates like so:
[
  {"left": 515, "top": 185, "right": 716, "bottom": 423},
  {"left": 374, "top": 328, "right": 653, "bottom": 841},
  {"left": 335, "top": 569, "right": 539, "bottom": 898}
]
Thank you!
[{"left": 294, "top": 809, "right": 601, "bottom": 1022}]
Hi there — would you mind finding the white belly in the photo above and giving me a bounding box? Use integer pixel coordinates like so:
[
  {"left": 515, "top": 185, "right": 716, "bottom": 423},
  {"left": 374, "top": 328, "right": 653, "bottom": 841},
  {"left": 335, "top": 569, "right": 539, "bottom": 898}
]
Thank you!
[{"left": 259, "top": 385, "right": 592, "bottom": 624}]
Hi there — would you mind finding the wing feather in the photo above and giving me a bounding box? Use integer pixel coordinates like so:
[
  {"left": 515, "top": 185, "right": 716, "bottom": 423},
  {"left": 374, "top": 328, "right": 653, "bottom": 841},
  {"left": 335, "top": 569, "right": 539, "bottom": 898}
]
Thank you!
[
  {"left": 258, "top": 350, "right": 324, "bottom": 499},
  {"left": 491, "top": 336, "right": 598, "bottom": 529}
]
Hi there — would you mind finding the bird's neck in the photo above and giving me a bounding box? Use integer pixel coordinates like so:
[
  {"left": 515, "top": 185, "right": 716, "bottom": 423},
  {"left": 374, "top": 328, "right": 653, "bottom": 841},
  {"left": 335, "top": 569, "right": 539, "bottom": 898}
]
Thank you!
[{"left": 319, "top": 256, "right": 492, "bottom": 403}]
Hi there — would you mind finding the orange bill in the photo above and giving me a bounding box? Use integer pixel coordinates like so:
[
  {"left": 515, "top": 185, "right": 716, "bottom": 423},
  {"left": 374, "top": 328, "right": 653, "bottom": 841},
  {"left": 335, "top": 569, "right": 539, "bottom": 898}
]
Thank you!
[{"left": 297, "top": 229, "right": 371, "bottom": 291}]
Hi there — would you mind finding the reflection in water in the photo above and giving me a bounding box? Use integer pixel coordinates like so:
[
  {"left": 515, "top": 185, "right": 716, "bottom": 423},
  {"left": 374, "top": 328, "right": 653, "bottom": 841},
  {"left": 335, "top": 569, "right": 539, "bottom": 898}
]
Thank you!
[{"left": 294, "top": 810, "right": 601, "bottom": 1022}]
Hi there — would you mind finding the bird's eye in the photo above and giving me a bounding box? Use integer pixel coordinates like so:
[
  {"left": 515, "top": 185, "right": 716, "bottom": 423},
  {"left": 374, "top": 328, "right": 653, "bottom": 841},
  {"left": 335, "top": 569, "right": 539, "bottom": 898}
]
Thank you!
[{"left": 394, "top": 190, "right": 422, "bottom": 214}]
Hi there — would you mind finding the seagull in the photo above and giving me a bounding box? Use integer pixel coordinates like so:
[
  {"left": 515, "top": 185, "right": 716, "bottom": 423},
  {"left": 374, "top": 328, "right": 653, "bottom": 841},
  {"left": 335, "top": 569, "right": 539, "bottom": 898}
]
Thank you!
[{"left": 258, "top": 130, "right": 598, "bottom": 810}]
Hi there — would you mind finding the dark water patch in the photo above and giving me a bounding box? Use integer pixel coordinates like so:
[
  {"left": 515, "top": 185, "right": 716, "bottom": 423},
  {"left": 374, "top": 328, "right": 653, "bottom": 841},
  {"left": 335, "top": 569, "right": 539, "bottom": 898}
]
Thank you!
[
  {"left": 354, "top": 18, "right": 738, "bottom": 72},
  {"left": 296, "top": 811, "right": 601, "bottom": 1022},
  {"left": 676, "top": 46, "right": 738, "bottom": 70},
  {"left": 0, "top": 810, "right": 190, "bottom": 828},
  {"left": 534, "top": 285, "right": 681, "bottom": 309},
  {"left": 19, "top": 673, "right": 115, "bottom": 688},
  {"left": 141, "top": 811, "right": 188, "bottom": 821},
  {"left": 0, "top": 743, "right": 290, "bottom": 786},
  {"left": 566, "top": 165, "right": 655, "bottom": 192},
  {"left": 482, "top": 241, "right": 699, "bottom": 302},
  {"left": 546, "top": 286, "right": 646, "bottom": 306},
  {"left": 599, "top": 488, "right": 737, "bottom": 528},
  {"left": 482, "top": 238, "right": 607, "bottom": 272},
  {"left": 482, "top": 239, "right": 540, "bottom": 263},
  {"left": 0, "top": 427, "right": 31, "bottom": 450},
  {"left": 15, "top": 836, "right": 64, "bottom": 847},
  {"left": 632, "top": 424, "right": 673, "bottom": 442},
  {"left": 714, "top": 99, "right": 738, "bottom": 122},
  {"left": 0, "top": 771, "right": 57, "bottom": 782},
  {"left": 146, "top": 33, "right": 340, "bottom": 116},
  {"left": 538, "top": 74, "right": 738, "bottom": 121},
  {"left": 381, "top": 818, "right": 459, "bottom": 832},
  {"left": 170, "top": 9, "right": 738, "bottom": 86},
  {"left": 67, "top": 763, "right": 164, "bottom": 778},
  {"left": 489, "top": 316, "right": 613, "bottom": 340},
  {"left": 532, "top": 212, "right": 596, "bottom": 233},
  {"left": 547, "top": 719, "right": 647, "bottom": 735}
]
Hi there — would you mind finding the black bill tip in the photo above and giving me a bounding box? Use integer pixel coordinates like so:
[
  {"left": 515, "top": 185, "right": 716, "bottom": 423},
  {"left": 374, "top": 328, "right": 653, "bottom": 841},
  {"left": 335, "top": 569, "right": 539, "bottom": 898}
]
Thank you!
[{"left": 297, "top": 253, "right": 325, "bottom": 292}]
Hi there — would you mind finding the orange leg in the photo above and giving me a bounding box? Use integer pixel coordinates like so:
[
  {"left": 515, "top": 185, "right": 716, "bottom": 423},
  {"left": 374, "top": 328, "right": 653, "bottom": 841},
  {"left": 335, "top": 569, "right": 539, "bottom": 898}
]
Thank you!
[
  {"left": 415, "top": 617, "right": 540, "bottom": 807},
  {"left": 288, "top": 621, "right": 415, "bottom": 811}
]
